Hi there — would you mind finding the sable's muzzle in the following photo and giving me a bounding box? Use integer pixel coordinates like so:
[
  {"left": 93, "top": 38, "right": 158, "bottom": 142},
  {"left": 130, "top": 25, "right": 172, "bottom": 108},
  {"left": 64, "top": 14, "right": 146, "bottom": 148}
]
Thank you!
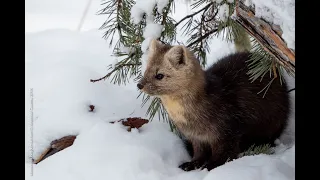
[
  {"left": 137, "top": 78, "right": 146, "bottom": 90},
  {"left": 137, "top": 83, "right": 144, "bottom": 90}
]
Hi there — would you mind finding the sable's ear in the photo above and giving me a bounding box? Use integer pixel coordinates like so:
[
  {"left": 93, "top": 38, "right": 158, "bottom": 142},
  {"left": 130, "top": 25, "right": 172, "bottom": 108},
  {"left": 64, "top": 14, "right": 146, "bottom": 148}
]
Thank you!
[
  {"left": 165, "top": 45, "right": 187, "bottom": 68},
  {"left": 149, "top": 39, "right": 163, "bottom": 54}
]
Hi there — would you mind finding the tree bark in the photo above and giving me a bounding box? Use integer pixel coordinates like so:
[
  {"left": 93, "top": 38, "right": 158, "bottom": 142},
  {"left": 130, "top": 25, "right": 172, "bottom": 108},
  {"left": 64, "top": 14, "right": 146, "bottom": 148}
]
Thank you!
[{"left": 233, "top": 0, "right": 295, "bottom": 74}]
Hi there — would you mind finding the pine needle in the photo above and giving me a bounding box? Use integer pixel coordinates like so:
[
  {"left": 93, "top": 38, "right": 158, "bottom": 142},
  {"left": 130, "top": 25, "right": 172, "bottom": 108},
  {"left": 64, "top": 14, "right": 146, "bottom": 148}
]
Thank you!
[
  {"left": 238, "top": 144, "right": 274, "bottom": 158},
  {"left": 97, "top": 0, "right": 294, "bottom": 133}
]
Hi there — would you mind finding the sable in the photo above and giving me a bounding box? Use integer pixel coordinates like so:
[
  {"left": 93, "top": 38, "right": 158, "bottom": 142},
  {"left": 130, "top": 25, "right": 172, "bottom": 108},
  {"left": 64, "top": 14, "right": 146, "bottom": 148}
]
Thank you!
[{"left": 138, "top": 39, "right": 290, "bottom": 171}]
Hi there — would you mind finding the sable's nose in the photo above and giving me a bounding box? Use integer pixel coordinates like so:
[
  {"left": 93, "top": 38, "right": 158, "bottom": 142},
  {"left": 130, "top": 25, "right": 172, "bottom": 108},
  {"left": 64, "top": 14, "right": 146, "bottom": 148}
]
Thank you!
[{"left": 137, "top": 83, "right": 144, "bottom": 90}]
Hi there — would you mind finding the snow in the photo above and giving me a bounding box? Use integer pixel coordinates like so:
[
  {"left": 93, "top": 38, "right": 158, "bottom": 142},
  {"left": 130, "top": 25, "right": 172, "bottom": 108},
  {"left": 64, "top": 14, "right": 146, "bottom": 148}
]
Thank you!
[
  {"left": 141, "top": 22, "right": 164, "bottom": 53},
  {"left": 130, "top": 0, "right": 170, "bottom": 24},
  {"left": 156, "top": 0, "right": 170, "bottom": 13},
  {"left": 140, "top": 19, "right": 164, "bottom": 73},
  {"left": 218, "top": 3, "right": 230, "bottom": 22},
  {"left": 130, "top": 0, "right": 156, "bottom": 24},
  {"left": 119, "top": 44, "right": 133, "bottom": 55},
  {"left": 112, "top": 58, "right": 118, "bottom": 69},
  {"left": 249, "top": 0, "right": 295, "bottom": 50},
  {"left": 25, "top": 29, "right": 295, "bottom": 180},
  {"left": 215, "top": 0, "right": 224, "bottom": 4},
  {"left": 25, "top": 0, "right": 106, "bottom": 32},
  {"left": 26, "top": 0, "right": 295, "bottom": 180},
  {"left": 244, "top": 0, "right": 253, "bottom": 7},
  {"left": 203, "top": 146, "right": 295, "bottom": 180},
  {"left": 25, "top": 29, "right": 151, "bottom": 162},
  {"left": 28, "top": 121, "right": 194, "bottom": 180},
  {"left": 131, "top": 1, "right": 165, "bottom": 74}
]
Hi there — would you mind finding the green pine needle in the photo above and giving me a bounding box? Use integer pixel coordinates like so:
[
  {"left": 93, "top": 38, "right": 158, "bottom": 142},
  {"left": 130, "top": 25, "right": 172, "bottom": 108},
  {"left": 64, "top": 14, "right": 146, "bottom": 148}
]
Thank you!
[
  {"left": 98, "top": 0, "right": 295, "bottom": 133},
  {"left": 239, "top": 144, "right": 274, "bottom": 158},
  {"left": 245, "top": 38, "right": 290, "bottom": 97},
  {"left": 225, "top": 144, "right": 273, "bottom": 163}
]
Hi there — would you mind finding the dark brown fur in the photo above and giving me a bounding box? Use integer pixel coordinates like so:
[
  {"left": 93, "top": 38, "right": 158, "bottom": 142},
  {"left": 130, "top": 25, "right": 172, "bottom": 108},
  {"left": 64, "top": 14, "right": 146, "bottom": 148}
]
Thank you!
[{"left": 138, "top": 40, "right": 290, "bottom": 171}]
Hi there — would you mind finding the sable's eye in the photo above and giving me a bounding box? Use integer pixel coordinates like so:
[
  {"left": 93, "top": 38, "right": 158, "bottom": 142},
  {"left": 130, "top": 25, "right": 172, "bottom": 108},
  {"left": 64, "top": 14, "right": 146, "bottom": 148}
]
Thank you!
[{"left": 155, "top": 73, "right": 164, "bottom": 80}]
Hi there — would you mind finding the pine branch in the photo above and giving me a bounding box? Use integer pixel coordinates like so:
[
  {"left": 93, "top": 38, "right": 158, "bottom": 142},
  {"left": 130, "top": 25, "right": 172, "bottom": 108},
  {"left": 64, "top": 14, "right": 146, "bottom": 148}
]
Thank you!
[
  {"left": 98, "top": 0, "right": 121, "bottom": 46},
  {"left": 98, "top": 0, "right": 177, "bottom": 127},
  {"left": 96, "top": 0, "right": 295, "bottom": 134},
  {"left": 225, "top": 143, "right": 274, "bottom": 163},
  {"left": 246, "top": 37, "right": 292, "bottom": 97},
  {"left": 214, "top": 1, "right": 242, "bottom": 43},
  {"left": 183, "top": 1, "right": 221, "bottom": 66},
  {"left": 161, "top": 2, "right": 170, "bottom": 26},
  {"left": 187, "top": 29, "right": 218, "bottom": 48},
  {"left": 158, "top": 0, "right": 177, "bottom": 43},
  {"left": 233, "top": 0, "right": 295, "bottom": 74},
  {"left": 175, "top": 2, "right": 213, "bottom": 27},
  {"left": 90, "top": 62, "right": 140, "bottom": 83},
  {"left": 206, "top": 0, "right": 295, "bottom": 97},
  {"left": 204, "top": 9, "right": 219, "bottom": 22},
  {"left": 238, "top": 144, "right": 274, "bottom": 158}
]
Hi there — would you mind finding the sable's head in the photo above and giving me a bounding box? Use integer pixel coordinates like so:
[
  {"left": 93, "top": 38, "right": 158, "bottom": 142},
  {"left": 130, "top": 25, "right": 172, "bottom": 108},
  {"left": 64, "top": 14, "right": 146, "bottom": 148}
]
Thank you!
[{"left": 137, "top": 39, "right": 202, "bottom": 96}]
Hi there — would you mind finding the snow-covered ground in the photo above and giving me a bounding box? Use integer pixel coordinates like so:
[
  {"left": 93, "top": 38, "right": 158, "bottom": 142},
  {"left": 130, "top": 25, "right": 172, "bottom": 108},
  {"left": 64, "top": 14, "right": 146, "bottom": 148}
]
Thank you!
[{"left": 25, "top": 0, "right": 295, "bottom": 179}]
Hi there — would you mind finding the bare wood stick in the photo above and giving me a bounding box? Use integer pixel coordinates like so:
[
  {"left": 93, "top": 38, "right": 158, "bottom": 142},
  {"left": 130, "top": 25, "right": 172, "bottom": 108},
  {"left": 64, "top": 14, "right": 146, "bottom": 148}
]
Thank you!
[
  {"left": 34, "top": 117, "right": 149, "bottom": 164},
  {"left": 33, "top": 147, "right": 51, "bottom": 164},
  {"left": 33, "top": 135, "right": 77, "bottom": 164}
]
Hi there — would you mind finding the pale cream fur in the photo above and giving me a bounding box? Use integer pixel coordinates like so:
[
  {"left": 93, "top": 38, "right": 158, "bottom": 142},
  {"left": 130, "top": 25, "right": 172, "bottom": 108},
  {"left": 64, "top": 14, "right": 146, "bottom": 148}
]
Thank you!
[
  {"left": 140, "top": 39, "right": 219, "bottom": 142},
  {"left": 160, "top": 95, "right": 187, "bottom": 124}
]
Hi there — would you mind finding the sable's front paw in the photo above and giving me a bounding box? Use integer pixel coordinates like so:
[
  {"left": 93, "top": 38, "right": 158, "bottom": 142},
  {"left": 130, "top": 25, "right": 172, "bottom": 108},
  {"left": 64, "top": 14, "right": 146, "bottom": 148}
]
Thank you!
[
  {"left": 201, "top": 162, "right": 216, "bottom": 171},
  {"left": 179, "top": 160, "right": 204, "bottom": 171},
  {"left": 201, "top": 160, "right": 225, "bottom": 171}
]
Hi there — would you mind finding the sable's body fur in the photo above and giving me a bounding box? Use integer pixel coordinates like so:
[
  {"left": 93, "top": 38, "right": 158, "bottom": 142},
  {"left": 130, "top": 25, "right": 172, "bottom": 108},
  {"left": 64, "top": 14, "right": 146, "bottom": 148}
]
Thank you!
[{"left": 138, "top": 40, "right": 290, "bottom": 171}]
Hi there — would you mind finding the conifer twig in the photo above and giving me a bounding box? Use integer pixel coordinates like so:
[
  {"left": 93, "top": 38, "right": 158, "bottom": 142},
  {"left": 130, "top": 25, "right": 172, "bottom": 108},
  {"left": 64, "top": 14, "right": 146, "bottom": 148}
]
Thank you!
[
  {"left": 187, "top": 29, "right": 218, "bottom": 48},
  {"left": 90, "top": 63, "right": 140, "bottom": 83},
  {"left": 175, "top": 3, "right": 213, "bottom": 27}
]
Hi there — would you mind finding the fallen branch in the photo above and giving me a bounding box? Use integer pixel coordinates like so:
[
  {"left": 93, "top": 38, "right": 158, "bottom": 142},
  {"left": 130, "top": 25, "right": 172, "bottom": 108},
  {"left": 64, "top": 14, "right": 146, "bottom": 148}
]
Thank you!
[
  {"left": 33, "top": 135, "right": 77, "bottom": 164},
  {"left": 33, "top": 117, "right": 149, "bottom": 164},
  {"left": 233, "top": 0, "right": 295, "bottom": 73}
]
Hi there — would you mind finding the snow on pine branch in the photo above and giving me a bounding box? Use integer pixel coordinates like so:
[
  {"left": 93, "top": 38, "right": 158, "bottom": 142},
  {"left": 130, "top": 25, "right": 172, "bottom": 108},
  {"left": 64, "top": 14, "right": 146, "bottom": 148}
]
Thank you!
[
  {"left": 140, "top": 17, "right": 164, "bottom": 73},
  {"left": 130, "top": 0, "right": 169, "bottom": 24},
  {"left": 130, "top": 0, "right": 169, "bottom": 74},
  {"left": 215, "top": 0, "right": 224, "bottom": 3},
  {"left": 197, "top": 0, "right": 295, "bottom": 50},
  {"left": 218, "top": 3, "right": 229, "bottom": 22},
  {"left": 212, "top": 0, "right": 234, "bottom": 3},
  {"left": 245, "top": 0, "right": 295, "bottom": 50},
  {"left": 141, "top": 16, "right": 164, "bottom": 53}
]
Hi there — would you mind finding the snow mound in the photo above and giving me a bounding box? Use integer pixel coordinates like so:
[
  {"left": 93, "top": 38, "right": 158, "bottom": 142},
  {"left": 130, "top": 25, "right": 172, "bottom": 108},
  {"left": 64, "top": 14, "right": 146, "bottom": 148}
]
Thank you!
[
  {"left": 204, "top": 145, "right": 295, "bottom": 180},
  {"left": 25, "top": 29, "right": 294, "bottom": 180},
  {"left": 25, "top": 29, "right": 151, "bottom": 161}
]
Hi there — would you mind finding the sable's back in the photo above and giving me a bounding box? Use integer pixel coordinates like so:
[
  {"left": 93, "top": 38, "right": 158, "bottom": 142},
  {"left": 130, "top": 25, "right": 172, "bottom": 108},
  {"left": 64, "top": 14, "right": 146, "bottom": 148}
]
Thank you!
[
  {"left": 204, "top": 52, "right": 289, "bottom": 147},
  {"left": 205, "top": 52, "right": 288, "bottom": 96},
  {"left": 205, "top": 52, "right": 251, "bottom": 82},
  {"left": 204, "top": 52, "right": 255, "bottom": 99}
]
